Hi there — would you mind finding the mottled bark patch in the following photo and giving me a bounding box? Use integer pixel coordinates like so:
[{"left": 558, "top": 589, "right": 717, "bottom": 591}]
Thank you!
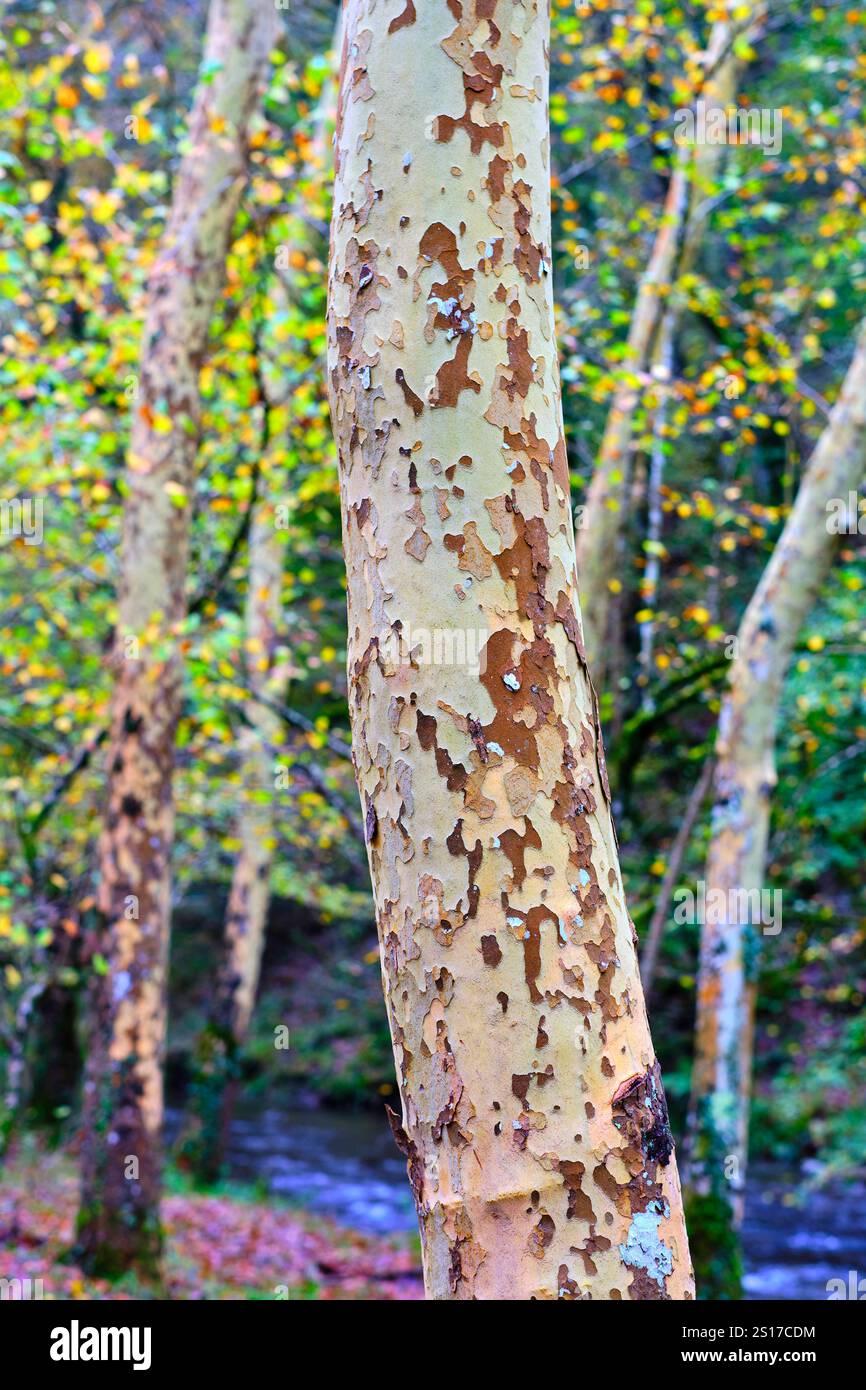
[{"left": 328, "top": 0, "right": 693, "bottom": 1300}]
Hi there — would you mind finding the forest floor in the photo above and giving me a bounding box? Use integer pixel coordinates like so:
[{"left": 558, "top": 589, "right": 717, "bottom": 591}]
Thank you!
[{"left": 0, "top": 1148, "right": 424, "bottom": 1300}]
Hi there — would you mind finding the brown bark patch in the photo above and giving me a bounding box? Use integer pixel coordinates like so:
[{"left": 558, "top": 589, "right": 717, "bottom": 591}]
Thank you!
[{"left": 388, "top": 0, "right": 416, "bottom": 34}]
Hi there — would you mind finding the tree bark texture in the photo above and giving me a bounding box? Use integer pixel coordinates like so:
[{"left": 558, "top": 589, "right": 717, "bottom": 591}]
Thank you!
[
  {"left": 328, "top": 0, "right": 693, "bottom": 1301},
  {"left": 77, "top": 0, "right": 275, "bottom": 1274}
]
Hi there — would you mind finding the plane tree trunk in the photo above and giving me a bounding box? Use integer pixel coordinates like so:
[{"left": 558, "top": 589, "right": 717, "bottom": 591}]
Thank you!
[
  {"left": 77, "top": 0, "right": 275, "bottom": 1277},
  {"left": 686, "top": 320, "right": 866, "bottom": 1298},
  {"left": 327, "top": 0, "right": 693, "bottom": 1301}
]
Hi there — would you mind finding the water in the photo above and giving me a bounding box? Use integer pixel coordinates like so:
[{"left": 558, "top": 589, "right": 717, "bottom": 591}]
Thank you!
[
  {"left": 225, "top": 1102, "right": 417, "bottom": 1236},
  {"left": 742, "top": 1168, "right": 866, "bottom": 1300},
  {"left": 178, "top": 1100, "right": 866, "bottom": 1299}
]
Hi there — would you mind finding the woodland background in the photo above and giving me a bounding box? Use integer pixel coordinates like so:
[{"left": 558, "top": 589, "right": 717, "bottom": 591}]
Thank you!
[{"left": 0, "top": 0, "right": 864, "bottom": 1299}]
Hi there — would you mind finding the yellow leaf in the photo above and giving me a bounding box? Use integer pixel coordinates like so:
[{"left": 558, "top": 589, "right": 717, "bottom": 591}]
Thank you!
[
  {"left": 29, "top": 179, "right": 52, "bottom": 203},
  {"left": 84, "top": 43, "right": 112, "bottom": 75},
  {"left": 23, "top": 224, "right": 49, "bottom": 251},
  {"left": 91, "top": 192, "right": 118, "bottom": 225},
  {"left": 82, "top": 75, "right": 106, "bottom": 100}
]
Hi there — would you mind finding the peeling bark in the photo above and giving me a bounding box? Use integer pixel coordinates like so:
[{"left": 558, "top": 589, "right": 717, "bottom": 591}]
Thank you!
[
  {"left": 686, "top": 320, "right": 866, "bottom": 1297},
  {"left": 77, "top": 0, "right": 275, "bottom": 1275},
  {"left": 327, "top": 0, "right": 693, "bottom": 1300}
]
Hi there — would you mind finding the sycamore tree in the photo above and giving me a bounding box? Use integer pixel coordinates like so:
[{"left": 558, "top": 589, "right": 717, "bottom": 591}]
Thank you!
[
  {"left": 76, "top": 0, "right": 275, "bottom": 1276},
  {"left": 327, "top": 0, "right": 693, "bottom": 1300},
  {"left": 686, "top": 319, "right": 866, "bottom": 1298}
]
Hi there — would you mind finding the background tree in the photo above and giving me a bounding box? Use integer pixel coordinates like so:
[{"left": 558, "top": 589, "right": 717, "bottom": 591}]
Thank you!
[
  {"left": 184, "top": 66, "right": 337, "bottom": 1182},
  {"left": 76, "top": 0, "right": 275, "bottom": 1276},
  {"left": 685, "top": 319, "right": 866, "bottom": 1298},
  {"left": 328, "top": 0, "right": 693, "bottom": 1300},
  {"left": 575, "top": 3, "right": 761, "bottom": 690}
]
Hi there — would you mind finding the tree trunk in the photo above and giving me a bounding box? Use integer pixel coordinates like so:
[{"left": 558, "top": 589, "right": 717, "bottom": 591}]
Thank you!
[
  {"left": 328, "top": 0, "right": 693, "bottom": 1301},
  {"left": 575, "top": 10, "right": 758, "bottom": 688},
  {"left": 637, "top": 312, "right": 674, "bottom": 693},
  {"left": 576, "top": 162, "right": 689, "bottom": 687},
  {"left": 183, "top": 499, "right": 285, "bottom": 1184},
  {"left": 686, "top": 320, "right": 866, "bottom": 1298},
  {"left": 184, "top": 62, "right": 337, "bottom": 1186},
  {"left": 641, "top": 757, "right": 714, "bottom": 999},
  {"left": 77, "top": 0, "right": 274, "bottom": 1277}
]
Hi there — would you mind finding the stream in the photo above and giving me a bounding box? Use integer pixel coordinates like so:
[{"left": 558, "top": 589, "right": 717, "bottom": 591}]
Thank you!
[{"left": 174, "top": 1100, "right": 866, "bottom": 1300}]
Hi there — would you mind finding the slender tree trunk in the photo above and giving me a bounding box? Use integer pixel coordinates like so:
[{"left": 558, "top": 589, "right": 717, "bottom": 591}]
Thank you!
[
  {"left": 328, "top": 0, "right": 693, "bottom": 1301},
  {"left": 637, "top": 312, "right": 674, "bottom": 691},
  {"left": 184, "top": 62, "right": 337, "bottom": 1186},
  {"left": 685, "top": 320, "right": 866, "bottom": 1298},
  {"left": 636, "top": 26, "right": 752, "bottom": 690},
  {"left": 641, "top": 756, "right": 714, "bottom": 999},
  {"left": 222, "top": 507, "right": 284, "bottom": 1046},
  {"left": 184, "top": 498, "right": 285, "bottom": 1183},
  {"left": 576, "top": 162, "right": 689, "bottom": 687},
  {"left": 576, "top": 10, "right": 758, "bottom": 688},
  {"left": 77, "top": 0, "right": 274, "bottom": 1276}
]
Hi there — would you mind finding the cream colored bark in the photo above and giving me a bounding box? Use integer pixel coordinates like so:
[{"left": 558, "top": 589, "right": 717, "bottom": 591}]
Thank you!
[
  {"left": 576, "top": 9, "right": 756, "bottom": 687},
  {"left": 328, "top": 0, "right": 693, "bottom": 1301},
  {"left": 78, "top": 0, "right": 275, "bottom": 1274},
  {"left": 687, "top": 321, "right": 866, "bottom": 1248}
]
